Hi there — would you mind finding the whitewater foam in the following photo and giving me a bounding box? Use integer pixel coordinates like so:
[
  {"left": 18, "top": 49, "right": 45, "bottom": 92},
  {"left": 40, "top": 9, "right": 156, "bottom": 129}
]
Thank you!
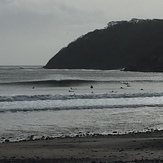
[{"left": 0, "top": 92, "right": 163, "bottom": 102}]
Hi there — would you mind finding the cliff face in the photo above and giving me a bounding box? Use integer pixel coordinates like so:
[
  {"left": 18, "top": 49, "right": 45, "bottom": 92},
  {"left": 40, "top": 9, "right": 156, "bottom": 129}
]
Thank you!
[{"left": 44, "top": 18, "right": 163, "bottom": 72}]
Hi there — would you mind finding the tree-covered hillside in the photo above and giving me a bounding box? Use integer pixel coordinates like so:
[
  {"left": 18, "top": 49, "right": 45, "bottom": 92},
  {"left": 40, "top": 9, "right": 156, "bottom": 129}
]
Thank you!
[{"left": 44, "top": 19, "right": 163, "bottom": 72}]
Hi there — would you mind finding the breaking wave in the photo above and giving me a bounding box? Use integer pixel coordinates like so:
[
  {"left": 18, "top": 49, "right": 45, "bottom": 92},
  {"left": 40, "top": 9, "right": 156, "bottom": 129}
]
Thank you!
[
  {"left": 1, "top": 103, "right": 163, "bottom": 113},
  {"left": 1, "top": 92, "right": 163, "bottom": 113},
  {"left": 1, "top": 92, "right": 163, "bottom": 102},
  {"left": 1, "top": 79, "right": 97, "bottom": 86}
]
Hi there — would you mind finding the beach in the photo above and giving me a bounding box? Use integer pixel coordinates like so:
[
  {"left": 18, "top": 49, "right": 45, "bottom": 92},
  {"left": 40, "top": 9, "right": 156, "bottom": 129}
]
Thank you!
[
  {"left": 1, "top": 67, "right": 163, "bottom": 162},
  {"left": 0, "top": 131, "right": 163, "bottom": 163}
]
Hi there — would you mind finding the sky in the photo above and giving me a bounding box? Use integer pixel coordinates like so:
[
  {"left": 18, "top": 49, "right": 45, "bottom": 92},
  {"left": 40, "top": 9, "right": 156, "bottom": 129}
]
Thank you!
[{"left": 0, "top": 0, "right": 163, "bottom": 65}]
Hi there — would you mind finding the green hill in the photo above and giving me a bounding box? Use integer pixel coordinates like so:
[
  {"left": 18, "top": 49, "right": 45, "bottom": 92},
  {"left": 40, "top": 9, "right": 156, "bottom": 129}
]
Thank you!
[{"left": 44, "top": 18, "right": 163, "bottom": 72}]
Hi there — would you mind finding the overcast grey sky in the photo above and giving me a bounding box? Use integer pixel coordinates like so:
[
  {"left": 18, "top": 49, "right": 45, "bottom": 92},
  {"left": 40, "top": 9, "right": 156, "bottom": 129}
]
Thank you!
[{"left": 0, "top": 0, "right": 163, "bottom": 65}]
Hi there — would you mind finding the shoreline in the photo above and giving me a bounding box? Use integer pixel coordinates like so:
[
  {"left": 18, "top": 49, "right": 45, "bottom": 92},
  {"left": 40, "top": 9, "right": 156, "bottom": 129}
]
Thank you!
[
  {"left": 1, "top": 129, "right": 162, "bottom": 144},
  {"left": 1, "top": 130, "right": 163, "bottom": 163}
]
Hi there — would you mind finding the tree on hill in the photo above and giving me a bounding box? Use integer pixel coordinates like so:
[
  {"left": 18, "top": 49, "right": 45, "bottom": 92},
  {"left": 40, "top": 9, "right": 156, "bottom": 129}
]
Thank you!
[{"left": 44, "top": 18, "right": 163, "bottom": 72}]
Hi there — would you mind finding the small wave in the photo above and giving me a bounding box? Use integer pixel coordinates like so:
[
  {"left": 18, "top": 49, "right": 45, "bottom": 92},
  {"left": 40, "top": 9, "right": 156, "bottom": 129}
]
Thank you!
[
  {"left": 1, "top": 92, "right": 163, "bottom": 102},
  {"left": 2, "top": 78, "right": 163, "bottom": 86},
  {"left": 0, "top": 66, "right": 41, "bottom": 70},
  {"left": 1, "top": 104, "right": 163, "bottom": 113},
  {"left": 1, "top": 79, "right": 97, "bottom": 86}
]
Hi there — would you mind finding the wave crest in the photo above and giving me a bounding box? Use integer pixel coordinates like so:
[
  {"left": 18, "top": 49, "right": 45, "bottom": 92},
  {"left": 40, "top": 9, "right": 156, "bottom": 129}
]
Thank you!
[{"left": 1, "top": 92, "right": 163, "bottom": 102}]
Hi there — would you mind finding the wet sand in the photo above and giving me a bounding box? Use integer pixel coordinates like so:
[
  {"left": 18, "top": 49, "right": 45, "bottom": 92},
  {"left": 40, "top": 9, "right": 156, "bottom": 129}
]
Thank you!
[{"left": 0, "top": 131, "right": 163, "bottom": 163}]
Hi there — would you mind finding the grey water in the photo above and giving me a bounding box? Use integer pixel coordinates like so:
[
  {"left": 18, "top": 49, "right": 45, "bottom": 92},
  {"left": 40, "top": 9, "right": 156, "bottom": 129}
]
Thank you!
[{"left": 1, "top": 65, "right": 163, "bottom": 142}]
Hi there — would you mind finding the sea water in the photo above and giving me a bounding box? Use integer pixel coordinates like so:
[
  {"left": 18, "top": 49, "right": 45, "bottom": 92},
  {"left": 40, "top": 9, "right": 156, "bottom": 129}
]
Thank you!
[{"left": 1, "top": 66, "right": 163, "bottom": 142}]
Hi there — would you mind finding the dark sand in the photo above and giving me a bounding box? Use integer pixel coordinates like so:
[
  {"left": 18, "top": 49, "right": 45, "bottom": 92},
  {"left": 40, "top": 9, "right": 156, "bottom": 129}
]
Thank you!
[{"left": 0, "top": 131, "right": 163, "bottom": 163}]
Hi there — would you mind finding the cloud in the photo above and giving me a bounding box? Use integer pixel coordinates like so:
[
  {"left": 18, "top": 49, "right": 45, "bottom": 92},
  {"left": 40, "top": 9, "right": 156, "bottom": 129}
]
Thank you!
[
  {"left": 0, "top": 0, "right": 104, "bottom": 24},
  {"left": 1, "top": 0, "right": 163, "bottom": 65},
  {"left": 0, "top": 0, "right": 107, "bottom": 65}
]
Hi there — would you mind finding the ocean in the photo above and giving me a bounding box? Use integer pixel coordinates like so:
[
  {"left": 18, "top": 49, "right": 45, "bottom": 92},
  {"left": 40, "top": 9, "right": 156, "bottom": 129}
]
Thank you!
[{"left": 1, "top": 66, "right": 163, "bottom": 143}]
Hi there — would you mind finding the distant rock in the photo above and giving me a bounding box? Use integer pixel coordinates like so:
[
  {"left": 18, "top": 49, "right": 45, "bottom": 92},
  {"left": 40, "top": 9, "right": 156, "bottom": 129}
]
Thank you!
[{"left": 44, "top": 18, "right": 163, "bottom": 72}]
